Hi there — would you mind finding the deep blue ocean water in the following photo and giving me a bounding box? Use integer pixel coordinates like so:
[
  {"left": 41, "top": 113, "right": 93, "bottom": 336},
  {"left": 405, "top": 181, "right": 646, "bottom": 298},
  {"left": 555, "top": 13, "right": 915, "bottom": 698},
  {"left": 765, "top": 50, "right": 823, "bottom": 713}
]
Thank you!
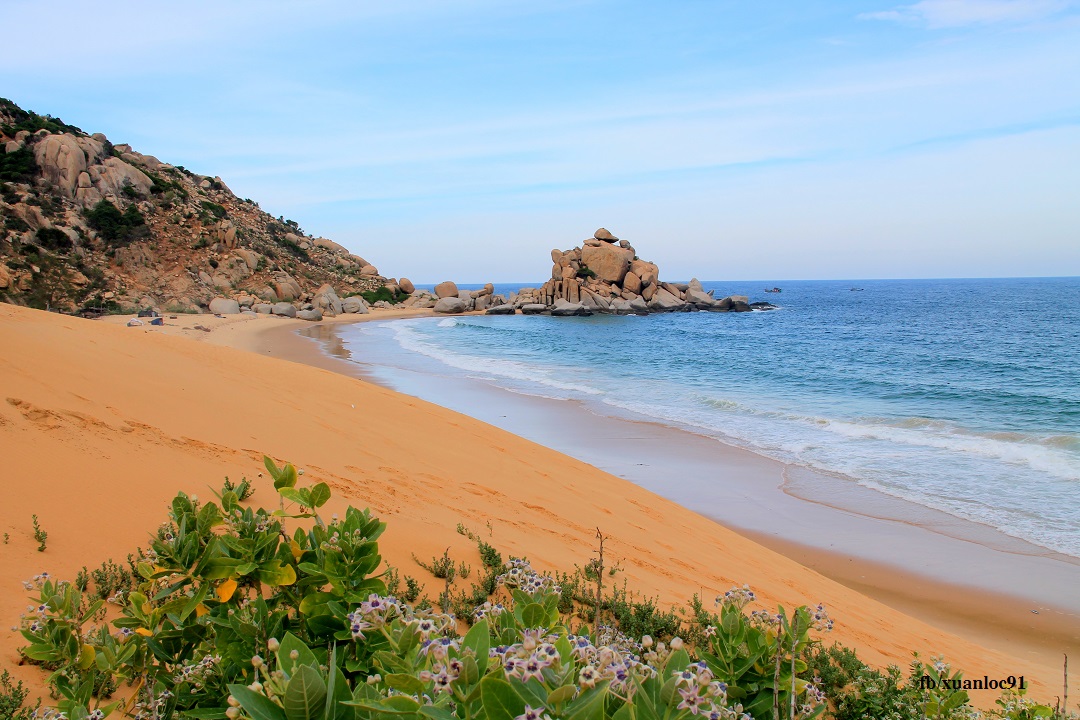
[{"left": 346, "top": 278, "right": 1080, "bottom": 557}]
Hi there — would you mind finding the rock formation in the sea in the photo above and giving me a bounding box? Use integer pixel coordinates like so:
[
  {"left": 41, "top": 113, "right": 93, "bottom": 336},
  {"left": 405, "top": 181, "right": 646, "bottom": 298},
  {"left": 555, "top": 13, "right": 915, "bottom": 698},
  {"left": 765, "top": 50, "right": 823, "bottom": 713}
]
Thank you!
[{"left": 469, "top": 228, "right": 769, "bottom": 317}]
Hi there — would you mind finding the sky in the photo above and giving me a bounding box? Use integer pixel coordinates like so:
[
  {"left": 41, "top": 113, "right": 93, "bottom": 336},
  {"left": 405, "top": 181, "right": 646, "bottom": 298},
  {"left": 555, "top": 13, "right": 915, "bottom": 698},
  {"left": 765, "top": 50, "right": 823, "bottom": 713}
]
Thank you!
[{"left": 4, "top": 0, "right": 1079, "bottom": 282}]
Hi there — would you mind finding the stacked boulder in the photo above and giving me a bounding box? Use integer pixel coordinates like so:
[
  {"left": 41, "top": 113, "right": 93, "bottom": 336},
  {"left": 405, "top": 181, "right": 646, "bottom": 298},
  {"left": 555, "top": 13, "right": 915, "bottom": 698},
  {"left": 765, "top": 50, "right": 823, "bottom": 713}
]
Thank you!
[{"left": 503, "top": 228, "right": 758, "bottom": 316}]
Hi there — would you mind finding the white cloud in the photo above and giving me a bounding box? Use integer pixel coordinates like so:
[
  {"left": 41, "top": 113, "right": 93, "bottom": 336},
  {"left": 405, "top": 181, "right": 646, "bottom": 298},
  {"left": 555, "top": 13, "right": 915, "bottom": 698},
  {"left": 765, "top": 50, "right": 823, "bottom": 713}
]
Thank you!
[{"left": 861, "top": 0, "right": 1075, "bottom": 28}]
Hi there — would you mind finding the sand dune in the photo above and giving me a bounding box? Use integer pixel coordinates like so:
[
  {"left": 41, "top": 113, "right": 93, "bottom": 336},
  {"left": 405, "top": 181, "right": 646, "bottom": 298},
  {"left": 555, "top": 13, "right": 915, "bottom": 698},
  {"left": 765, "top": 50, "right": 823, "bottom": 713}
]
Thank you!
[{"left": 0, "top": 304, "right": 1066, "bottom": 705}]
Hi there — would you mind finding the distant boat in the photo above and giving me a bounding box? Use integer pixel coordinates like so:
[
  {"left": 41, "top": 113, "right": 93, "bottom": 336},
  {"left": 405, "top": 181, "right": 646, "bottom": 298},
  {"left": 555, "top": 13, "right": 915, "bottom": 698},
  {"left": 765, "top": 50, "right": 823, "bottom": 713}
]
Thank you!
[
  {"left": 850, "top": 287, "right": 864, "bottom": 292},
  {"left": 764, "top": 287, "right": 782, "bottom": 293}
]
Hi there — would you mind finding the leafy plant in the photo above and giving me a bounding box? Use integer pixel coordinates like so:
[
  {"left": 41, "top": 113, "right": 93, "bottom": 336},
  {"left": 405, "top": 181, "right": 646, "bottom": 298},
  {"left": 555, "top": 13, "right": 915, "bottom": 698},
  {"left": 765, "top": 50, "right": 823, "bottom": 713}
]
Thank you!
[
  {"left": 0, "top": 669, "right": 38, "bottom": 720},
  {"left": 32, "top": 514, "right": 47, "bottom": 551},
  {"left": 15, "top": 457, "right": 1060, "bottom": 720},
  {"left": 0, "top": 145, "right": 36, "bottom": 183},
  {"left": 359, "top": 286, "right": 408, "bottom": 305},
  {"left": 84, "top": 199, "right": 147, "bottom": 245}
]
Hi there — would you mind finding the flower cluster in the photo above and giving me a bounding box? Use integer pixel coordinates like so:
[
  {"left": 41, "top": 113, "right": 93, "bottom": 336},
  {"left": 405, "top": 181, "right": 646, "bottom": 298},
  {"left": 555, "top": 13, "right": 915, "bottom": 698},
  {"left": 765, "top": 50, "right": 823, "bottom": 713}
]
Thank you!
[
  {"left": 418, "top": 658, "right": 464, "bottom": 694},
  {"left": 173, "top": 653, "right": 220, "bottom": 688},
  {"left": 496, "top": 558, "right": 561, "bottom": 595},
  {"left": 671, "top": 661, "right": 750, "bottom": 719},
  {"left": 131, "top": 687, "right": 174, "bottom": 720},
  {"left": 810, "top": 603, "right": 833, "bottom": 632},
  {"left": 716, "top": 584, "right": 755, "bottom": 609},
  {"left": 472, "top": 600, "right": 506, "bottom": 622}
]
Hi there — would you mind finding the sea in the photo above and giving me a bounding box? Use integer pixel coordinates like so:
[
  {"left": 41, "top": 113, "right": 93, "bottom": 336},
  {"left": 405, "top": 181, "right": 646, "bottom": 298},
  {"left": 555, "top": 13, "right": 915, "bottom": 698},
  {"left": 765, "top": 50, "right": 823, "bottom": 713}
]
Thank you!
[{"left": 333, "top": 277, "right": 1080, "bottom": 559}]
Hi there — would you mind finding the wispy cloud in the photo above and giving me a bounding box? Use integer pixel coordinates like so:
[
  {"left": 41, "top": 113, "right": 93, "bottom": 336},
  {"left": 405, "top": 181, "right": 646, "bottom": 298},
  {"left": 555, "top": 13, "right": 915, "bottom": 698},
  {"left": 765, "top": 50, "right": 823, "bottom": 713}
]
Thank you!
[{"left": 861, "top": 0, "right": 1076, "bottom": 28}]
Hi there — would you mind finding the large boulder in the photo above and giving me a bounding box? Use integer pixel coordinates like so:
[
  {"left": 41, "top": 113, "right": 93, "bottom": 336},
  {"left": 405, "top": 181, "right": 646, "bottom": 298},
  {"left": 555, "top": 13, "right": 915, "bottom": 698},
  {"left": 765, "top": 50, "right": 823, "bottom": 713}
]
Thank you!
[
  {"left": 647, "top": 287, "right": 687, "bottom": 312},
  {"left": 594, "top": 228, "right": 618, "bottom": 242},
  {"left": 313, "top": 284, "right": 343, "bottom": 315},
  {"left": 297, "top": 309, "right": 324, "bottom": 321},
  {"left": 623, "top": 271, "right": 642, "bottom": 295},
  {"left": 434, "top": 280, "right": 459, "bottom": 298},
  {"left": 342, "top": 296, "right": 370, "bottom": 314},
  {"left": 685, "top": 288, "right": 716, "bottom": 308},
  {"left": 519, "top": 303, "right": 549, "bottom": 315},
  {"left": 313, "top": 238, "right": 349, "bottom": 255},
  {"left": 33, "top": 134, "right": 87, "bottom": 197},
  {"left": 88, "top": 157, "right": 153, "bottom": 201},
  {"left": 551, "top": 299, "right": 591, "bottom": 316},
  {"left": 630, "top": 259, "right": 659, "bottom": 283},
  {"left": 234, "top": 248, "right": 261, "bottom": 272},
  {"left": 628, "top": 297, "right": 650, "bottom": 315},
  {"left": 581, "top": 242, "right": 632, "bottom": 285},
  {"left": 486, "top": 304, "right": 516, "bottom": 315},
  {"left": 433, "top": 297, "right": 466, "bottom": 314},
  {"left": 253, "top": 303, "right": 273, "bottom": 314},
  {"left": 271, "top": 302, "right": 297, "bottom": 317},
  {"left": 208, "top": 297, "right": 240, "bottom": 315},
  {"left": 398, "top": 277, "right": 415, "bottom": 294}
]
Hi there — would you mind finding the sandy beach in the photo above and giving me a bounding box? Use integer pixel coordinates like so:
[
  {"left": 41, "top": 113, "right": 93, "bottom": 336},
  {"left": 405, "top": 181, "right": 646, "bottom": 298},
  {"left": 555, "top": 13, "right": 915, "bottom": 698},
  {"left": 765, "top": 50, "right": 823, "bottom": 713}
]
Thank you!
[{"left": 1, "top": 304, "right": 1075, "bottom": 707}]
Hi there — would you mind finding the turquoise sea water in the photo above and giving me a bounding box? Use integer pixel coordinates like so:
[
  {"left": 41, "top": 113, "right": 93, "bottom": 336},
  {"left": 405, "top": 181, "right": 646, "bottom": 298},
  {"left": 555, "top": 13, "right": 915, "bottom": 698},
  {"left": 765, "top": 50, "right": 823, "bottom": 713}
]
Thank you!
[{"left": 340, "top": 278, "right": 1080, "bottom": 558}]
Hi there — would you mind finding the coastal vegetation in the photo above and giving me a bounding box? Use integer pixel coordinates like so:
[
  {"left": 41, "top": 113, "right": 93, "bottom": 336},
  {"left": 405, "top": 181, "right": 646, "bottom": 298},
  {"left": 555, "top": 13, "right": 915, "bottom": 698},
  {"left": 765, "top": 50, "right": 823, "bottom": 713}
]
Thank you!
[{"left": 14, "top": 458, "right": 1069, "bottom": 720}]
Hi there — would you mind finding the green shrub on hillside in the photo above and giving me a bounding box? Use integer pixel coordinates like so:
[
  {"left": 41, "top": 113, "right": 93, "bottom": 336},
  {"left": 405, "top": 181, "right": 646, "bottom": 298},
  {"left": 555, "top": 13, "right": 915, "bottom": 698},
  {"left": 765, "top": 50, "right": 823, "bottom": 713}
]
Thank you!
[
  {"left": 0, "top": 145, "right": 36, "bottom": 183},
  {"left": 0, "top": 97, "right": 84, "bottom": 136},
  {"left": 84, "top": 199, "right": 147, "bottom": 245},
  {"left": 35, "top": 227, "right": 72, "bottom": 252}
]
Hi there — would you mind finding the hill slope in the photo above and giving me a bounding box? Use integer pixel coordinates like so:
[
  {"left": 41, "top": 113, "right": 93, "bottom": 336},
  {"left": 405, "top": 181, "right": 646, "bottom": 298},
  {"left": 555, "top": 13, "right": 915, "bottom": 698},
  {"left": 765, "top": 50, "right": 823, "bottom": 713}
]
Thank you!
[{"left": 0, "top": 98, "right": 390, "bottom": 314}]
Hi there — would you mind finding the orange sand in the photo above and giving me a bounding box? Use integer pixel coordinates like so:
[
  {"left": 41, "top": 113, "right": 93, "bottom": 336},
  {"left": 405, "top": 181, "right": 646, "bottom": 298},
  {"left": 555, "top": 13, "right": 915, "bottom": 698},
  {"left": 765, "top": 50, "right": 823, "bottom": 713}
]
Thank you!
[{"left": 0, "top": 304, "right": 1071, "bottom": 707}]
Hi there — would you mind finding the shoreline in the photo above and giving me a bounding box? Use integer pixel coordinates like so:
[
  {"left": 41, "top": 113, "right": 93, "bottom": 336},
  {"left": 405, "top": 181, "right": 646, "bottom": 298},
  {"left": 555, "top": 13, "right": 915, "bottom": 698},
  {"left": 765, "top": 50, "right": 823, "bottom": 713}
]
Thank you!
[{"left": 259, "top": 312, "right": 1080, "bottom": 665}]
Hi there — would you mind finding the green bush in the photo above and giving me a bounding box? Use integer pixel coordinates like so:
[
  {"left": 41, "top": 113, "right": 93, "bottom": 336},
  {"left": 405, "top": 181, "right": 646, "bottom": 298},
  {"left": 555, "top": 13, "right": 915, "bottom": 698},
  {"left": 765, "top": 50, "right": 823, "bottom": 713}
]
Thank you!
[
  {"left": 0, "top": 145, "right": 36, "bottom": 183},
  {"left": 200, "top": 200, "right": 228, "bottom": 220},
  {"left": 0, "top": 97, "right": 83, "bottom": 136},
  {"left": 576, "top": 265, "right": 597, "bottom": 279},
  {"left": 0, "top": 669, "right": 38, "bottom": 720},
  {"left": 84, "top": 199, "right": 147, "bottom": 245},
  {"left": 35, "top": 227, "right": 72, "bottom": 252},
  {"left": 360, "top": 286, "right": 408, "bottom": 305}
]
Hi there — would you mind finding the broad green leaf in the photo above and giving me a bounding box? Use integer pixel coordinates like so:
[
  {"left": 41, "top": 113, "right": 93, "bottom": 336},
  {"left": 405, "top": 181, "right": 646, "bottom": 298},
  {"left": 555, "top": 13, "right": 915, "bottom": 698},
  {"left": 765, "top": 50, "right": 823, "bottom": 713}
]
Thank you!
[
  {"left": 385, "top": 673, "right": 426, "bottom": 695},
  {"left": 283, "top": 665, "right": 327, "bottom": 720},
  {"left": 520, "top": 603, "right": 546, "bottom": 628},
  {"left": 277, "top": 632, "right": 318, "bottom": 672},
  {"left": 258, "top": 562, "right": 297, "bottom": 587},
  {"left": 419, "top": 707, "right": 458, "bottom": 720},
  {"left": 462, "top": 619, "right": 490, "bottom": 674},
  {"left": 547, "top": 685, "right": 577, "bottom": 707},
  {"left": 665, "top": 648, "right": 691, "bottom": 676},
  {"left": 276, "top": 464, "right": 298, "bottom": 490},
  {"left": 299, "top": 592, "right": 337, "bottom": 615},
  {"left": 228, "top": 685, "right": 287, "bottom": 720},
  {"left": 479, "top": 675, "right": 525, "bottom": 720},
  {"left": 309, "top": 483, "right": 331, "bottom": 508},
  {"left": 564, "top": 680, "right": 610, "bottom": 720},
  {"left": 943, "top": 691, "right": 970, "bottom": 712},
  {"left": 279, "top": 488, "right": 305, "bottom": 505}
]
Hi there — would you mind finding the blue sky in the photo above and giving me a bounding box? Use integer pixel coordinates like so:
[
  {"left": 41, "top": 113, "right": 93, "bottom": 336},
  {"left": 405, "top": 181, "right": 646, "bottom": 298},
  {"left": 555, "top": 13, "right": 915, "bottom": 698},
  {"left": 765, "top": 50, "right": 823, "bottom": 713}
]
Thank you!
[{"left": 5, "top": 0, "right": 1079, "bottom": 282}]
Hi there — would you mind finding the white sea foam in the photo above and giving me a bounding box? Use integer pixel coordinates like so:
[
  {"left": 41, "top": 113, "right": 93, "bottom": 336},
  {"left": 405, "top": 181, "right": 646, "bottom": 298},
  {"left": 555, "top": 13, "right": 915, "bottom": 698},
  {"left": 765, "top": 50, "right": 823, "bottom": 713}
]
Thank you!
[{"left": 385, "top": 321, "right": 605, "bottom": 397}]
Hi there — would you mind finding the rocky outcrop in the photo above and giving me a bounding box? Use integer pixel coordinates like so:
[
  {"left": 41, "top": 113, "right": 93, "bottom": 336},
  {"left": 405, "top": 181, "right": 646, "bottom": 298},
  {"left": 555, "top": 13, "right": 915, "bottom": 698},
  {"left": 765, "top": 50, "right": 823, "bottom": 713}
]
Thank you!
[
  {"left": 504, "top": 228, "right": 774, "bottom": 317},
  {"left": 0, "top": 98, "right": 396, "bottom": 315}
]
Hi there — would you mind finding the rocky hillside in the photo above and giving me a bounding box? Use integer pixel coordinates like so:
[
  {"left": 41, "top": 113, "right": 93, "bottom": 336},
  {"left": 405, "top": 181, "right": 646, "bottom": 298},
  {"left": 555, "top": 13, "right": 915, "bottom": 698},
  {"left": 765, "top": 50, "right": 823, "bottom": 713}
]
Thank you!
[{"left": 0, "top": 98, "right": 398, "bottom": 315}]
